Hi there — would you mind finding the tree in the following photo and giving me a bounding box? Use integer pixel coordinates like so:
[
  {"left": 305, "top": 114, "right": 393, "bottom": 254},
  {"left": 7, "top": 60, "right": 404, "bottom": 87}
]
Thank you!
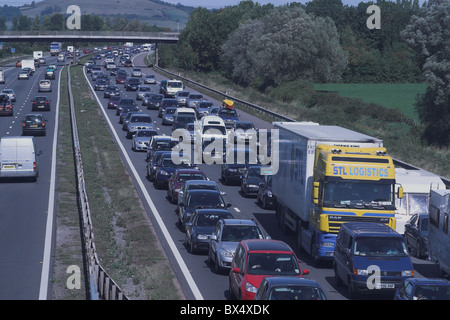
[
  {"left": 401, "top": 0, "right": 450, "bottom": 146},
  {"left": 221, "top": 6, "right": 348, "bottom": 89}
]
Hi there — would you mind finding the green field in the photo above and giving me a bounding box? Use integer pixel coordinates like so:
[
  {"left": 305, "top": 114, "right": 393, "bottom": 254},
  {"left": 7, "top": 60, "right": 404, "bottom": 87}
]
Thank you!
[{"left": 314, "top": 83, "right": 427, "bottom": 121}]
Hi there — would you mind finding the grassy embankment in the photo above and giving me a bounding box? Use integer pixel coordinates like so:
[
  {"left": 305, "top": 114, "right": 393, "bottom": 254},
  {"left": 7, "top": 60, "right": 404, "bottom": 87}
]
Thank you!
[
  {"left": 153, "top": 65, "right": 448, "bottom": 179},
  {"left": 52, "top": 62, "right": 183, "bottom": 300}
]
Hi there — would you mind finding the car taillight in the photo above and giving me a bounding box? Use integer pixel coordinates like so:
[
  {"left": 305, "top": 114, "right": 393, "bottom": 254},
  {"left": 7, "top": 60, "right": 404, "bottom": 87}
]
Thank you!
[
  {"left": 22, "top": 122, "right": 26, "bottom": 127},
  {"left": 42, "top": 122, "right": 46, "bottom": 127},
  {"left": 33, "top": 162, "right": 37, "bottom": 172}
]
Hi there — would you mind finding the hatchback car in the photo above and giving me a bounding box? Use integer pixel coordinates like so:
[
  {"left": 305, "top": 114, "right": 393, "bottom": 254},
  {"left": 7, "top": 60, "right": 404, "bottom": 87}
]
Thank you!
[
  {"left": 32, "top": 96, "right": 50, "bottom": 111},
  {"left": 208, "top": 219, "right": 267, "bottom": 274},
  {"left": 185, "top": 209, "right": 234, "bottom": 254},
  {"left": 229, "top": 239, "right": 310, "bottom": 300},
  {"left": 2, "top": 89, "right": 16, "bottom": 101},
  {"left": 178, "top": 189, "right": 231, "bottom": 232},
  {"left": 22, "top": 113, "right": 47, "bottom": 136},
  {"left": 38, "top": 80, "right": 52, "bottom": 92},
  {"left": 0, "top": 93, "right": 13, "bottom": 116},
  {"left": 404, "top": 213, "right": 429, "bottom": 259},
  {"left": 255, "top": 277, "right": 327, "bottom": 300},
  {"left": 394, "top": 278, "right": 450, "bottom": 300},
  {"left": 107, "top": 95, "right": 121, "bottom": 109},
  {"left": 167, "top": 168, "right": 208, "bottom": 204}
]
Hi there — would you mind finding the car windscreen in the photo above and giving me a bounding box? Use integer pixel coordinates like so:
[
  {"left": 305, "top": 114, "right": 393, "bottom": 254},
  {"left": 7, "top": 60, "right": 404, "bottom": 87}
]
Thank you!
[
  {"left": 221, "top": 225, "right": 264, "bottom": 242},
  {"left": 194, "top": 213, "right": 233, "bottom": 227},
  {"left": 353, "top": 236, "right": 408, "bottom": 257},
  {"left": 131, "top": 116, "right": 152, "bottom": 123},
  {"left": 246, "top": 253, "right": 300, "bottom": 275},
  {"left": 188, "top": 192, "right": 225, "bottom": 208}
]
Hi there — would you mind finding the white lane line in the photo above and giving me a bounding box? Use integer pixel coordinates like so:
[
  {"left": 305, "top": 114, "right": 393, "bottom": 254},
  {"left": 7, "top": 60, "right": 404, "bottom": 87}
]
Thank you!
[
  {"left": 234, "top": 207, "right": 241, "bottom": 213},
  {"left": 83, "top": 66, "right": 204, "bottom": 300},
  {"left": 39, "top": 65, "right": 62, "bottom": 300}
]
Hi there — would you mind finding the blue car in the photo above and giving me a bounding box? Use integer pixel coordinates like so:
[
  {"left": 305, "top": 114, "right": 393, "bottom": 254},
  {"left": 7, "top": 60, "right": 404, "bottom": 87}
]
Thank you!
[{"left": 395, "top": 278, "right": 450, "bottom": 300}]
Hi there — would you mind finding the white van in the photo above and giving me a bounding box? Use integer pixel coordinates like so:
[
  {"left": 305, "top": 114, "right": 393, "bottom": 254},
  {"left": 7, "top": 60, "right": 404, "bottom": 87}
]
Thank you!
[
  {"left": 172, "top": 107, "right": 197, "bottom": 131},
  {"left": 199, "top": 116, "right": 228, "bottom": 161},
  {"left": 0, "top": 136, "right": 41, "bottom": 181}
]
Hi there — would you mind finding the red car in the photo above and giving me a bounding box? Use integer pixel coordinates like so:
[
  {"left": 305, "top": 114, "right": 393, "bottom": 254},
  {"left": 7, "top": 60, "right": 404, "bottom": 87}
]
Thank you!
[
  {"left": 229, "top": 239, "right": 309, "bottom": 300},
  {"left": 167, "top": 168, "right": 208, "bottom": 204}
]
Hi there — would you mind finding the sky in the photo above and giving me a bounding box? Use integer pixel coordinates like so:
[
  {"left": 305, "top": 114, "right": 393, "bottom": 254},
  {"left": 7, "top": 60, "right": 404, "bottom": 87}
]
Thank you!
[{"left": 0, "top": 0, "right": 411, "bottom": 9}]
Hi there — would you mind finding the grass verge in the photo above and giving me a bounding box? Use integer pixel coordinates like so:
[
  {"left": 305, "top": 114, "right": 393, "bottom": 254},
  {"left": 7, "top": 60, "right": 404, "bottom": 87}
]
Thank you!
[{"left": 52, "top": 63, "right": 183, "bottom": 300}]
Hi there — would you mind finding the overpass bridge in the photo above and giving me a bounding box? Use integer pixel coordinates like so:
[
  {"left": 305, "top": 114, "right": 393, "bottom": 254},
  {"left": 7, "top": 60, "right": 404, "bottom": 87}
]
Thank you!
[{"left": 0, "top": 31, "right": 179, "bottom": 43}]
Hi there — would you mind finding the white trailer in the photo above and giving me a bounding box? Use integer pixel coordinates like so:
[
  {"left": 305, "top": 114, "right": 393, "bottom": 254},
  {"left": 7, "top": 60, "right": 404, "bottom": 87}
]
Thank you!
[
  {"left": 21, "top": 59, "right": 35, "bottom": 73},
  {"left": 428, "top": 189, "right": 450, "bottom": 277},
  {"left": 394, "top": 167, "right": 446, "bottom": 234}
]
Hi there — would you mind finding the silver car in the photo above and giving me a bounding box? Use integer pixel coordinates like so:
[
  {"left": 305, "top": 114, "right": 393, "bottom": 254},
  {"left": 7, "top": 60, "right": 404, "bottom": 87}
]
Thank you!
[
  {"left": 144, "top": 74, "right": 157, "bottom": 84},
  {"left": 136, "top": 85, "right": 152, "bottom": 100},
  {"left": 208, "top": 219, "right": 268, "bottom": 273},
  {"left": 132, "top": 129, "right": 158, "bottom": 152},
  {"left": 162, "top": 107, "right": 176, "bottom": 125},
  {"left": 126, "top": 114, "right": 155, "bottom": 139},
  {"left": 186, "top": 93, "right": 203, "bottom": 108},
  {"left": 175, "top": 90, "right": 190, "bottom": 106}
]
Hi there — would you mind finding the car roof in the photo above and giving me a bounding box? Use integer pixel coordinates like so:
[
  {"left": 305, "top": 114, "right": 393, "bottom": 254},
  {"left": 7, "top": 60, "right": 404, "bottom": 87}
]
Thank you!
[
  {"left": 242, "top": 239, "right": 293, "bottom": 252},
  {"left": 342, "top": 222, "right": 401, "bottom": 237},
  {"left": 194, "top": 208, "right": 231, "bottom": 214},
  {"left": 262, "top": 276, "right": 322, "bottom": 287},
  {"left": 175, "top": 168, "right": 204, "bottom": 174},
  {"left": 222, "top": 219, "right": 257, "bottom": 226},
  {"left": 185, "top": 179, "right": 217, "bottom": 186},
  {"left": 407, "top": 278, "right": 450, "bottom": 285}
]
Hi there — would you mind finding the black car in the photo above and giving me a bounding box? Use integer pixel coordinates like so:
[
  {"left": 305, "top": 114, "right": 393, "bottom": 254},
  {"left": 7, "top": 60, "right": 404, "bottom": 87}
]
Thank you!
[
  {"left": 31, "top": 96, "right": 51, "bottom": 111},
  {"left": 116, "top": 97, "right": 136, "bottom": 116},
  {"left": 257, "top": 174, "right": 275, "bottom": 209},
  {"left": 94, "top": 78, "right": 109, "bottom": 91},
  {"left": 241, "top": 165, "right": 265, "bottom": 197},
  {"left": 146, "top": 151, "right": 171, "bottom": 182},
  {"left": 22, "top": 113, "right": 47, "bottom": 136},
  {"left": 221, "top": 146, "right": 259, "bottom": 185},
  {"left": 125, "top": 78, "right": 141, "bottom": 91},
  {"left": 404, "top": 213, "right": 429, "bottom": 259},
  {"left": 143, "top": 93, "right": 164, "bottom": 110},
  {"left": 158, "top": 98, "right": 178, "bottom": 117},
  {"left": 119, "top": 105, "right": 140, "bottom": 124},
  {"left": 178, "top": 189, "right": 231, "bottom": 232},
  {"left": 185, "top": 209, "right": 234, "bottom": 253},
  {"left": 103, "top": 85, "right": 120, "bottom": 98}
]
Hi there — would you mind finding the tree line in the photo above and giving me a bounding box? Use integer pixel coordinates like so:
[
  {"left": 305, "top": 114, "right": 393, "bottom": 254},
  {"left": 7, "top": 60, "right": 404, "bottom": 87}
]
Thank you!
[{"left": 158, "top": 0, "right": 448, "bottom": 147}]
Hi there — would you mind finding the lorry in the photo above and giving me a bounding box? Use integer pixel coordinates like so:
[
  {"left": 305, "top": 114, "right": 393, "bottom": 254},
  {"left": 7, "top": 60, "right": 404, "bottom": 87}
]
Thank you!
[
  {"left": 428, "top": 189, "right": 450, "bottom": 277},
  {"left": 50, "top": 42, "right": 62, "bottom": 56},
  {"left": 33, "top": 51, "right": 43, "bottom": 60},
  {"left": 272, "top": 122, "right": 402, "bottom": 264},
  {"left": 394, "top": 167, "right": 446, "bottom": 234},
  {"left": 21, "top": 59, "right": 35, "bottom": 74}
]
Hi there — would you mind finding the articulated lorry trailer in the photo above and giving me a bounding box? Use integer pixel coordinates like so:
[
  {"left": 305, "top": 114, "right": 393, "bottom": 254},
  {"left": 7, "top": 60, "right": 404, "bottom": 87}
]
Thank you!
[{"left": 272, "top": 122, "right": 402, "bottom": 264}]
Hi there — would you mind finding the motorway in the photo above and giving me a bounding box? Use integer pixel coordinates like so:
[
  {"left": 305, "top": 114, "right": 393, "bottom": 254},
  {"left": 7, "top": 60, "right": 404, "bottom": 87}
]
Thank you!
[
  {"left": 83, "top": 51, "right": 442, "bottom": 300},
  {"left": 0, "top": 55, "right": 62, "bottom": 299},
  {"left": 0, "top": 49, "right": 441, "bottom": 301}
]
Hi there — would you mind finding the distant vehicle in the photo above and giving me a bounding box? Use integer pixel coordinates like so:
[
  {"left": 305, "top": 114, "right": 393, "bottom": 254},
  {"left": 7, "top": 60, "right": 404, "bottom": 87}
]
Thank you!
[
  {"left": 158, "top": 98, "right": 178, "bottom": 118},
  {"left": 116, "top": 98, "right": 136, "bottom": 116},
  {"left": 161, "top": 107, "right": 177, "bottom": 126},
  {"left": 50, "top": 42, "right": 61, "bottom": 56},
  {"left": 145, "top": 135, "right": 178, "bottom": 163},
  {"left": 103, "top": 85, "right": 120, "bottom": 98},
  {"left": 0, "top": 136, "right": 41, "bottom": 181},
  {"left": 142, "top": 93, "right": 163, "bottom": 110},
  {"left": 175, "top": 90, "right": 190, "bottom": 106},
  {"left": 394, "top": 278, "right": 450, "bottom": 300},
  {"left": 136, "top": 86, "right": 151, "bottom": 100},
  {"left": 163, "top": 79, "right": 184, "bottom": 98},
  {"left": 208, "top": 219, "right": 267, "bottom": 274},
  {"left": 22, "top": 113, "right": 47, "bottom": 136},
  {"left": 257, "top": 174, "right": 275, "bottom": 209},
  {"left": 229, "top": 239, "right": 309, "bottom": 300},
  {"left": 107, "top": 96, "right": 121, "bottom": 109},
  {"left": 144, "top": 74, "right": 157, "bottom": 84},
  {"left": 38, "top": 80, "right": 52, "bottom": 92},
  {"left": 94, "top": 78, "right": 109, "bottom": 91},
  {"left": 404, "top": 213, "right": 429, "bottom": 259},
  {"left": 255, "top": 277, "right": 327, "bottom": 300},
  {"left": 186, "top": 92, "right": 203, "bottom": 109},
  {"left": 31, "top": 96, "right": 51, "bottom": 111},
  {"left": 154, "top": 155, "right": 193, "bottom": 190},
  {"left": 233, "top": 121, "right": 257, "bottom": 144},
  {"left": 18, "top": 70, "right": 29, "bottom": 80},
  {"left": 131, "top": 129, "right": 158, "bottom": 152},
  {"left": 221, "top": 145, "right": 258, "bottom": 185},
  {"left": 217, "top": 107, "right": 240, "bottom": 129},
  {"left": 178, "top": 189, "right": 230, "bottom": 232},
  {"left": 146, "top": 151, "right": 170, "bottom": 182},
  {"left": 177, "top": 180, "right": 225, "bottom": 207},
  {"left": 126, "top": 114, "right": 154, "bottom": 139},
  {"left": 0, "top": 93, "right": 13, "bottom": 116},
  {"left": 195, "top": 101, "right": 213, "bottom": 119},
  {"left": 131, "top": 68, "right": 143, "bottom": 77},
  {"left": 167, "top": 168, "right": 208, "bottom": 204},
  {"left": 2, "top": 89, "right": 16, "bottom": 102},
  {"left": 241, "top": 165, "right": 266, "bottom": 197},
  {"left": 125, "top": 78, "right": 141, "bottom": 91},
  {"left": 185, "top": 209, "right": 234, "bottom": 254}
]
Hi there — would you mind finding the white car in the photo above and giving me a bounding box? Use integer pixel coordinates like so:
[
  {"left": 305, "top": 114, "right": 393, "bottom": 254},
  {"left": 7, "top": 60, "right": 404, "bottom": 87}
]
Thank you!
[
  {"left": 1, "top": 89, "right": 16, "bottom": 101},
  {"left": 18, "top": 71, "right": 29, "bottom": 80},
  {"left": 132, "top": 68, "right": 143, "bottom": 77},
  {"left": 38, "top": 80, "right": 52, "bottom": 92}
]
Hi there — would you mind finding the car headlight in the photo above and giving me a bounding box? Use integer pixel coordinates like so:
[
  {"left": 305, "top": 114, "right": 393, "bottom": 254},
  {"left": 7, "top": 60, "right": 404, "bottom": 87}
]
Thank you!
[
  {"left": 197, "top": 234, "right": 209, "bottom": 240},
  {"left": 267, "top": 190, "right": 273, "bottom": 197},
  {"left": 402, "top": 270, "right": 414, "bottom": 277},
  {"left": 160, "top": 170, "right": 170, "bottom": 176},
  {"left": 248, "top": 184, "right": 258, "bottom": 188},
  {"left": 227, "top": 168, "right": 237, "bottom": 172},
  {"left": 245, "top": 282, "right": 258, "bottom": 293},
  {"left": 353, "top": 268, "right": 368, "bottom": 276},
  {"left": 219, "top": 248, "right": 234, "bottom": 258}
]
